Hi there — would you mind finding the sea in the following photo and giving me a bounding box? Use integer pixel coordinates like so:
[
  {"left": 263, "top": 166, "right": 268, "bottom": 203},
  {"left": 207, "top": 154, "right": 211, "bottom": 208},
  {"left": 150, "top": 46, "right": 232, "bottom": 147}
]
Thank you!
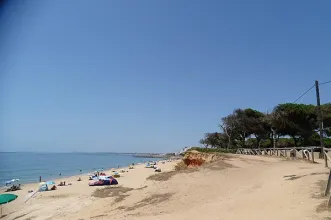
[{"left": 0, "top": 152, "right": 157, "bottom": 185}]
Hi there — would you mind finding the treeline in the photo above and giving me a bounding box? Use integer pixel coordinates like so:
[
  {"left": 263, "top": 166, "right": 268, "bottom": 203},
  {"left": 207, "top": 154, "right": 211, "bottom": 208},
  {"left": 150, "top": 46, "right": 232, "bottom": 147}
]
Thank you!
[{"left": 200, "top": 103, "right": 331, "bottom": 149}]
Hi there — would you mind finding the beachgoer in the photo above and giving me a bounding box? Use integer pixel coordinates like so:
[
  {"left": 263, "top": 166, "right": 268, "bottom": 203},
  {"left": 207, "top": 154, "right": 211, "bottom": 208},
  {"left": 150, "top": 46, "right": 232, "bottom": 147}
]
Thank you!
[
  {"left": 77, "top": 177, "right": 82, "bottom": 181},
  {"left": 59, "top": 173, "right": 61, "bottom": 176},
  {"left": 39, "top": 176, "right": 42, "bottom": 182},
  {"left": 64, "top": 181, "right": 66, "bottom": 185},
  {"left": 80, "top": 169, "right": 82, "bottom": 172}
]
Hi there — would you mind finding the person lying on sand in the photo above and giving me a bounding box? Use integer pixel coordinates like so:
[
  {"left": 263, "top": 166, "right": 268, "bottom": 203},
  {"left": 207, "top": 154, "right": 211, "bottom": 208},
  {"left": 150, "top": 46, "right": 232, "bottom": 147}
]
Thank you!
[
  {"left": 50, "top": 185, "right": 57, "bottom": 190},
  {"left": 77, "top": 177, "right": 82, "bottom": 181}
]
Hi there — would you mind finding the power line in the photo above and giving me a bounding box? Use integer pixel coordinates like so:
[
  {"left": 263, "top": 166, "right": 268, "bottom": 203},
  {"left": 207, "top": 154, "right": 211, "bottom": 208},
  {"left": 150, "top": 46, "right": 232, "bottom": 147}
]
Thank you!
[
  {"left": 320, "top": 80, "right": 331, "bottom": 86},
  {"left": 293, "top": 84, "right": 315, "bottom": 103}
]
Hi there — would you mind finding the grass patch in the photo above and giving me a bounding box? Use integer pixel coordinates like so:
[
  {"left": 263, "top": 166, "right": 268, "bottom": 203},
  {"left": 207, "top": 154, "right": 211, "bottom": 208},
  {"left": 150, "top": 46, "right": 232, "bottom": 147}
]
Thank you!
[
  {"left": 188, "top": 147, "right": 236, "bottom": 154},
  {"left": 90, "top": 214, "right": 107, "bottom": 219},
  {"left": 147, "top": 169, "right": 196, "bottom": 182},
  {"left": 92, "top": 186, "right": 134, "bottom": 202},
  {"left": 147, "top": 157, "right": 232, "bottom": 182},
  {"left": 203, "top": 158, "right": 235, "bottom": 170},
  {"left": 135, "top": 186, "right": 148, "bottom": 190},
  {"left": 312, "top": 179, "right": 331, "bottom": 213},
  {"left": 125, "top": 193, "right": 174, "bottom": 211},
  {"left": 316, "top": 201, "right": 331, "bottom": 213},
  {"left": 147, "top": 160, "right": 197, "bottom": 181},
  {"left": 284, "top": 172, "right": 328, "bottom": 181},
  {"left": 174, "top": 161, "right": 188, "bottom": 171},
  {"left": 11, "top": 211, "right": 34, "bottom": 220},
  {"left": 12, "top": 213, "right": 29, "bottom": 220}
]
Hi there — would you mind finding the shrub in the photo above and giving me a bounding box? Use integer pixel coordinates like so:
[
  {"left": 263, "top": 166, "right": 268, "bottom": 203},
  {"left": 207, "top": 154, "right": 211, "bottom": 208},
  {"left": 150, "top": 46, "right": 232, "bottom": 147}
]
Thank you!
[
  {"left": 188, "top": 147, "right": 236, "bottom": 154},
  {"left": 174, "top": 161, "right": 188, "bottom": 171}
]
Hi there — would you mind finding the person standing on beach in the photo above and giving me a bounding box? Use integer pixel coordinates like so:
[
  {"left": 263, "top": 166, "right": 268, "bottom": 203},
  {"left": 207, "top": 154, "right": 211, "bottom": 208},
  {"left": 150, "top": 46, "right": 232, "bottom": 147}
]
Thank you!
[{"left": 39, "top": 176, "right": 42, "bottom": 182}]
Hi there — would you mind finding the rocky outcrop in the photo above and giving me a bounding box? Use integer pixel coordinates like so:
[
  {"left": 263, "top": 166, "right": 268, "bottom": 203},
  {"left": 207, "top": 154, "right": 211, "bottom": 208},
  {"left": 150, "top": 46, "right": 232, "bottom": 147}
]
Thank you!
[{"left": 183, "top": 150, "right": 220, "bottom": 167}]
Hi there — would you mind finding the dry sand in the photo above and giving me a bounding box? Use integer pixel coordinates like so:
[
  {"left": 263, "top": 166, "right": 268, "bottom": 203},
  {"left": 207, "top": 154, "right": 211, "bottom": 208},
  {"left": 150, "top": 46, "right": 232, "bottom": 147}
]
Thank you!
[{"left": 1, "top": 155, "right": 331, "bottom": 220}]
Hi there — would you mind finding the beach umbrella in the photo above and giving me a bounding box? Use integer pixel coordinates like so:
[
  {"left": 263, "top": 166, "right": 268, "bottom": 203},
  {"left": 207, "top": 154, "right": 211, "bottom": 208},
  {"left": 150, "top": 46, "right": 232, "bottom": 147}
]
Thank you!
[
  {"left": 45, "top": 181, "right": 55, "bottom": 185},
  {"left": 0, "top": 194, "right": 18, "bottom": 217},
  {"left": 5, "top": 179, "right": 20, "bottom": 185},
  {"left": 4, "top": 180, "right": 11, "bottom": 185}
]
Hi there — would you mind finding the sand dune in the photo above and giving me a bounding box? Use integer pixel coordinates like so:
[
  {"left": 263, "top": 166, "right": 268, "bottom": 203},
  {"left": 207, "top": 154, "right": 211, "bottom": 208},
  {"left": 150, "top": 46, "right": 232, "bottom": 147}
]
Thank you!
[{"left": 2, "top": 155, "right": 331, "bottom": 220}]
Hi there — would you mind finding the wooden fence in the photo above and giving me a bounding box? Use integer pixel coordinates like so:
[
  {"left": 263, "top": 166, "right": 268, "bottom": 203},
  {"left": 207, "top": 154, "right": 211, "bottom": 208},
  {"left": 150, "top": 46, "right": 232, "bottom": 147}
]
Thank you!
[
  {"left": 237, "top": 147, "right": 331, "bottom": 207},
  {"left": 236, "top": 147, "right": 318, "bottom": 163}
]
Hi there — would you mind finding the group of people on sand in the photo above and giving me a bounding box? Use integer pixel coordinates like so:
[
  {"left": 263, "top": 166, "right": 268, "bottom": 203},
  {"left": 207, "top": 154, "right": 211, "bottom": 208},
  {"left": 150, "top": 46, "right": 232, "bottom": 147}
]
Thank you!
[
  {"left": 58, "top": 181, "right": 72, "bottom": 186},
  {"left": 34, "top": 162, "right": 166, "bottom": 190},
  {"left": 58, "top": 181, "right": 66, "bottom": 186},
  {"left": 6, "top": 184, "right": 21, "bottom": 192}
]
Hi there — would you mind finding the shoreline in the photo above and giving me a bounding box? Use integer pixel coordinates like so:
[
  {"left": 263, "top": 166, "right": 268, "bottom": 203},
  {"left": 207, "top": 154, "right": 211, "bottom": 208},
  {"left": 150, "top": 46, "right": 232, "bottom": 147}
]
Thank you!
[
  {"left": 1, "top": 158, "right": 179, "bottom": 196},
  {"left": 2, "top": 158, "right": 164, "bottom": 186},
  {"left": 6, "top": 160, "right": 162, "bottom": 190}
]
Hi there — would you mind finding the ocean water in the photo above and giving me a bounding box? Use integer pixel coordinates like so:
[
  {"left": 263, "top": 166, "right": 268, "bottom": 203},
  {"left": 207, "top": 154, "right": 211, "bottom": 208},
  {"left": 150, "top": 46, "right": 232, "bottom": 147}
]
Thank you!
[{"left": 0, "top": 152, "right": 155, "bottom": 185}]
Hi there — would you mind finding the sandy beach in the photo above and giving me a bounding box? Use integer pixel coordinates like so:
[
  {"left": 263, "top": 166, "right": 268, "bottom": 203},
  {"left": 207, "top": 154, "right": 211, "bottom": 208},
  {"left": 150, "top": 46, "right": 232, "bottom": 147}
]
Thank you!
[{"left": 1, "top": 155, "right": 331, "bottom": 220}]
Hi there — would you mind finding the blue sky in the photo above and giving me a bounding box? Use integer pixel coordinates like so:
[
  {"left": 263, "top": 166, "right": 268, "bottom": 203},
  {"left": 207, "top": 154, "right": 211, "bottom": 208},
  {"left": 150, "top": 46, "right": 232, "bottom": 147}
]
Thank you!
[{"left": 1, "top": 0, "right": 330, "bottom": 153}]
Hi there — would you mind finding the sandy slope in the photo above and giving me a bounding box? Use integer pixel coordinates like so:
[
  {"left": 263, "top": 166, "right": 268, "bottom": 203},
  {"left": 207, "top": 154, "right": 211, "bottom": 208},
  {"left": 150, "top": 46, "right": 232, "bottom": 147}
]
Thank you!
[{"left": 2, "top": 155, "right": 331, "bottom": 220}]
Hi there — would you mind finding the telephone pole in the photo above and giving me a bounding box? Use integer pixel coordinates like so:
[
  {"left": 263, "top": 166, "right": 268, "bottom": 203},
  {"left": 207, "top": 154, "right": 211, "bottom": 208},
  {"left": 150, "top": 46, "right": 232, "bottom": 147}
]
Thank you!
[
  {"left": 271, "top": 127, "right": 276, "bottom": 149},
  {"left": 315, "top": 80, "right": 327, "bottom": 166}
]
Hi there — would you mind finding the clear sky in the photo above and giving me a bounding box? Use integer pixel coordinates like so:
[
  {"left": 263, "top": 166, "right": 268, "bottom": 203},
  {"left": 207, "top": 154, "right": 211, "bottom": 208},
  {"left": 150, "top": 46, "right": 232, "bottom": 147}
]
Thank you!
[{"left": 1, "top": 0, "right": 330, "bottom": 153}]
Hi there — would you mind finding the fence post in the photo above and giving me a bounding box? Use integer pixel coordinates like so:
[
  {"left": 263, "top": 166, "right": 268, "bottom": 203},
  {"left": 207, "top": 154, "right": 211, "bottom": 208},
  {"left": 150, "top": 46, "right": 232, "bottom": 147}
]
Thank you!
[
  {"left": 325, "top": 149, "right": 329, "bottom": 168},
  {"left": 311, "top": 148, "right": 314, "bottom": 163},
  {"left": 324, "top": 169, "right": 331, "bottom": 196}
]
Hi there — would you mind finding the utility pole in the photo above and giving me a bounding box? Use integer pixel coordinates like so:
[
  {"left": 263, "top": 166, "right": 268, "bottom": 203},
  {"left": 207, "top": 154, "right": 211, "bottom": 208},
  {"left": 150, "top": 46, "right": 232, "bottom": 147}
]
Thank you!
[
  {"left": 271, "top": 127, "right": 276, "bottom": 149},
  {"left": 315, "top": 80, "right": 327, "bottom": 167}
]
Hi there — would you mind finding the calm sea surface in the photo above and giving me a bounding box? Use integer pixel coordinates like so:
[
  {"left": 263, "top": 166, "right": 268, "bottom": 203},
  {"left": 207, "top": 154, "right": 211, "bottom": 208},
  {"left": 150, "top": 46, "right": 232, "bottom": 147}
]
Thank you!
[{"left": 0, "top": 152, "right": 155, "bottom": 184}]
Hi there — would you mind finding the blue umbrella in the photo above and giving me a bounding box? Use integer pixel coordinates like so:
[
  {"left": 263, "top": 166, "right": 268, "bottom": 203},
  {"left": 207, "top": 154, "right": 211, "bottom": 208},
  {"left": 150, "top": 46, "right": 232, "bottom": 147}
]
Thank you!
[
  {"left": 5, "top": 179, "right": 19, "bottom": 186},
  {"left": 45, "top": 181, "right": 55, "bottom": 185},
  {"left": 4, "top": 181, "right": 11, "bottom": 185}
]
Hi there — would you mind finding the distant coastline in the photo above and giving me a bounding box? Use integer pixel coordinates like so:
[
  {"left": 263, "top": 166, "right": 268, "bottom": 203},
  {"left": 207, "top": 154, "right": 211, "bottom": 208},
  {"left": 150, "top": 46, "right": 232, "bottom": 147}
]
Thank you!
[{"left": 133, "top": 153, "right": 167, "bottom": 158}]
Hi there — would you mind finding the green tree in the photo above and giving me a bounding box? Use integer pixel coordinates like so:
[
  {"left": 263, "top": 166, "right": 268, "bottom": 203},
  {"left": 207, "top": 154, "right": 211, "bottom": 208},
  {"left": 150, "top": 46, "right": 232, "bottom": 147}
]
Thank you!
[
  {"left": 271, "top": 103, "right": 317, "bottom": 146},
  {"left": 243, "top": 108, "right": 267, "bottom": 148},
  {"left": 199, "top": 132, "right": 228, "bottom": 148},
  {"left": 219, "top": 113, "right": 237, "bottom": 149}
]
